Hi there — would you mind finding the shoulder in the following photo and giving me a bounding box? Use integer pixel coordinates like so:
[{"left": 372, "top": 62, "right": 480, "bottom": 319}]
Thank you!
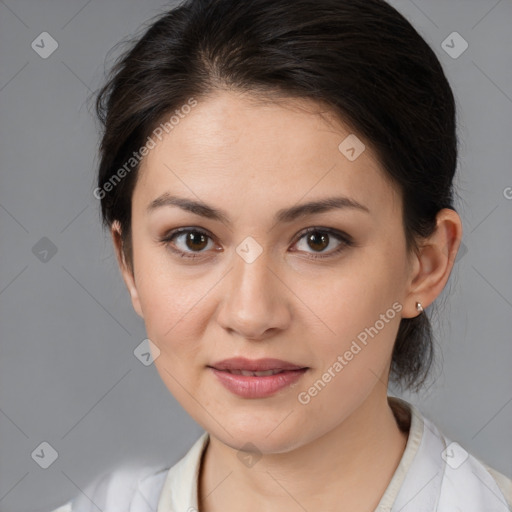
[
  {"left": 391, "top": 401, "right": 511, "bottom": 511},
  {"left": 476, "top": 458, "right": 512, "bottom": 509},
  {"left": 49, "top": 464, "right": 170, "bottom": 512},
  {"left": 421, "top": 413, "right": 512, "bottom": 511},
  {"left": 50, "top": 432, "right": 210, "bottom": 512},
  {"left": 444, "top": 449, "right": 512, "bottom": 510}
]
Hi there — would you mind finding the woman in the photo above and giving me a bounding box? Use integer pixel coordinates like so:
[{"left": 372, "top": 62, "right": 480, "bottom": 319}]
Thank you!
[{"left": 52, "top": 0, "right": 512, "bottom": 510}]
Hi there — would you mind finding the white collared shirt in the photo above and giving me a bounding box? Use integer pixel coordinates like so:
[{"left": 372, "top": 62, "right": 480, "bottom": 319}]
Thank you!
[{"left": 51, "top": 396, "right": 512, "bottom": 511}]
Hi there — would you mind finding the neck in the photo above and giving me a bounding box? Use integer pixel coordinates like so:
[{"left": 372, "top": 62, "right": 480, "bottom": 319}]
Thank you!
[{"left": 198, "top": 392, "right": 409, "bottom": 512}]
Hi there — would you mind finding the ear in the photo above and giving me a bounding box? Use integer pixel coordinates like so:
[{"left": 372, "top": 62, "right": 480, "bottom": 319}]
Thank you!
[
  {"left": 402, "top": 208, "right": 463, "bottom": 318},
  {"left": 111, "top": 221, "right": 144, "bottom": 319}
]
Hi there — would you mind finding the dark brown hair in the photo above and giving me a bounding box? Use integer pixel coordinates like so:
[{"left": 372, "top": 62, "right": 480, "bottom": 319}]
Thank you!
[{"left": 92, "top": 0, "right": 459, "bottom": 393}]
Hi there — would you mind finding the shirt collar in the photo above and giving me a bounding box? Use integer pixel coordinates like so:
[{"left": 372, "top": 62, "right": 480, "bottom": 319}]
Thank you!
[{"left": 375, "top": 396, "right": 427, "bottom": 510}]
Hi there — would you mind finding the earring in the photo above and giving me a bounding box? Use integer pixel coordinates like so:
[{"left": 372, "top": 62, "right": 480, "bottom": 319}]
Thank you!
[{"left": 415, "top": 302, "right": 424, "bottom": 314}]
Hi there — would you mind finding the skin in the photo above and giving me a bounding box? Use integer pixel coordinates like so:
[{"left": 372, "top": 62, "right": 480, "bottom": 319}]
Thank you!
[{"left": 111, "top": 90, "right": 462, "bottom": 511}]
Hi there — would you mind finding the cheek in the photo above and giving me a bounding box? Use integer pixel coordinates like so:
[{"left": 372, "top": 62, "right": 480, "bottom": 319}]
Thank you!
[
  {"left": 133, "top": 267, "right": 199, "bottom": 374},
  {"left": 134, "top": 242, "right": 205, "bottom": 331},
  {"left": 305, "top": 252, "right": 403, "bottom": 376},
  {"left": 138, "top": 269, "right": 208, "bottom": 403},
  {"left": 298, "top": 292, "right": 401, "bottom": 418}
]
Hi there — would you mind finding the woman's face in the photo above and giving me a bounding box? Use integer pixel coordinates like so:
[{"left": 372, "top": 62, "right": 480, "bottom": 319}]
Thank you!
[{"left": 116, "top": 90, "right": 420, "bottom": 453}]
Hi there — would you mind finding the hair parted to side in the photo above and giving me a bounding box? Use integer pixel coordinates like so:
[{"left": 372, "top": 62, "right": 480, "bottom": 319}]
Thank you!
[{"left": 91, "top": 0, "right": 460, "bottom": 393}]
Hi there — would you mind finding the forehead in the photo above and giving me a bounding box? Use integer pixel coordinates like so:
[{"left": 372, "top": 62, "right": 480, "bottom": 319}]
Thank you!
[{"left": 135, "top": 90, "right": 401, "bottom": 219}]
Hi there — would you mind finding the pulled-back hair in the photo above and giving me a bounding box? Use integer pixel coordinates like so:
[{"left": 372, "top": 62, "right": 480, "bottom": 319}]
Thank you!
[{"left": 92, "top": 0, "right": 459, "bottom": 392}]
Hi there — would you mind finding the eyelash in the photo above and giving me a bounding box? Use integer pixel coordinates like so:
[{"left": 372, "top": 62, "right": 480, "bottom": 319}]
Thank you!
[{"left": 159, "top": 226, "right": 354, "bottom": 261}]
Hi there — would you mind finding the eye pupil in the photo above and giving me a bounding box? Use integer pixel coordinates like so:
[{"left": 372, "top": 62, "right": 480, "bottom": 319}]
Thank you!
[
  {"left": 186, "top": 232, "right": 208, "bottom": 251},
  {"left": 308, "top": 232, "right": 329, "bottom": 252}
]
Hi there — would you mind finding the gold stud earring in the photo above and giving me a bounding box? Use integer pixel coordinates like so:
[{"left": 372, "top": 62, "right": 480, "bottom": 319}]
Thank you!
[{"left": 415, "top": 302, "right": 424, "bottom": 314}]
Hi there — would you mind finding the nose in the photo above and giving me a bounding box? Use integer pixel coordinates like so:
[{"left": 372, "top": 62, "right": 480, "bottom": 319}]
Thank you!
[{"left": 215, "top": 245, "right": 291, "bottom": 340}]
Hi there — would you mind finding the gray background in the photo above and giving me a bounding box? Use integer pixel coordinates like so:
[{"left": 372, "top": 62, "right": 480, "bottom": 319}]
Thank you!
[{"left": 0, "top": 0, "right": 511, "bottom": 510}]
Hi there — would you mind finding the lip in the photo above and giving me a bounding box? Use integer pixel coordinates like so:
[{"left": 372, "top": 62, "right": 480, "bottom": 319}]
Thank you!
[
  {"left": 208, "top": 357, "right": 308, "bottom": 372},
  {"left": 209, "top": 367, "right": 309, "bottom": 398}
]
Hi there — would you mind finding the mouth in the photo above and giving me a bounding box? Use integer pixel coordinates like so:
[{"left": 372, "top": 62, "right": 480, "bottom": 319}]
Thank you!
[
  {"left": 208, "top": 357, "right": 309, "bottom": 373},
  {"left": 215, "top": 369, "right": 295, "bottom": 376},
  {"left": 208, "top": 366, "right": 309, "bottom": 398}
]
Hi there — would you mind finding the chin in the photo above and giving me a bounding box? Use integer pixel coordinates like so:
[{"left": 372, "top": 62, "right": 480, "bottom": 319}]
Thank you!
[{"left": 211, "top": 424, "right": 306, "bottom": 455}]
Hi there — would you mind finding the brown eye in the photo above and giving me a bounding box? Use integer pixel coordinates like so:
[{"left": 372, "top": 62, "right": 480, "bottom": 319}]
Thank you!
[
  {"left": 305, "top": 231, "right": 329, "bottom": 252},
  {"left": 293, "top": 227, "right": 353, "bottom": 260},
  {"left": 183, "top": 231, "right": 209, "bottom": 251},
  {"left": 160, "top": 228, "right": 215, "bottom": 259}
]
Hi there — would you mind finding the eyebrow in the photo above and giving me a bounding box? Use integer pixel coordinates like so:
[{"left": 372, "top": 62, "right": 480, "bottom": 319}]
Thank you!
[{"left": 146, "top": 193, "right": 370, "bottom": 226}]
